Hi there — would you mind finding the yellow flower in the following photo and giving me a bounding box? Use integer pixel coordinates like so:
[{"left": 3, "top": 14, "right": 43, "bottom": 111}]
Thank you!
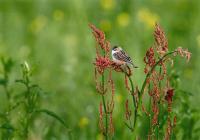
[
  {"left": 117, "top": 12, "right": 130, "bottom": 27},
  {"left": 78, "top": 117, "right": 89, "bottom": 128},
  {"left": 96, "top": 134, "right": 104, "bottom": 140},
  {"left": 137, "top": 8, "right": 159, "bottom": 29},
  {"left": 53, "top": 10, "right": 64, "bottom": 21},
  {"left": 100, "top": 20, "right": 112, "bottom": 32},
  {"left": 115, "top": 94, "right": 122, "bottom": 103},
  {"left": 100, "top": 0, "right": 115, "bottom": 10},
  {"left": 29, "top": 16, "right": 47, "bottom": 33}
]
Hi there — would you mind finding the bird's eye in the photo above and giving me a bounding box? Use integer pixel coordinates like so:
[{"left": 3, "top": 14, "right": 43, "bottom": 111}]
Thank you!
[{"left": 113, "top": 48, "right": 117, "bottom": 51}]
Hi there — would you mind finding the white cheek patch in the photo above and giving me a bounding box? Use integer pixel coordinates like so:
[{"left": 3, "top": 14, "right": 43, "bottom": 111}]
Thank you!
[{"left": 112, "top": 50, "right": 117, "bottom": 60}]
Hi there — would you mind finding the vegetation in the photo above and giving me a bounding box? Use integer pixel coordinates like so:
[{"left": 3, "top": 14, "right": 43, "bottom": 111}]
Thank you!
[{"left": 0, "top": 0, "right": 199, "bottom": 139}]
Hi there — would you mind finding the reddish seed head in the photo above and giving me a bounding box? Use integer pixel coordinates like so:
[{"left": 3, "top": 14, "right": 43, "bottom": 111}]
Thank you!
[
  {"left": 173, "top": 116, "right": 177, "bottom": 127},
  {"left": 175, "top": 47, "right": 191, "bottom": 62},
  {"left": 154, "top": 23, "right": 168, "bottom": 55},
  {"left": 99, "top": 102, "right": 104, "bottom": 132},
  {"left": 89, "top": 23, "right": 110, "bottom": 54},
  {"left": 125, "top": 99, "right": 131, "bottom": 120},
  {"left": 144, "top": 47, "right": 156, "bottom": 68},
  {"left": 109, "top": 113, "right": 114, "bottom": 135},
  {"left": 165, "top": 88, "right": 174, "bottom": 103},
  {"left": 125, "top": 75, "right": 131, "bottom": 92},
  {"left": 94, "top": 56, "right": 111, "bottom": 74}
]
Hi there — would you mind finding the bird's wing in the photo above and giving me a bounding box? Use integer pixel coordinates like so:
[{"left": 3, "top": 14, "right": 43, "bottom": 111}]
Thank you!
[{"left": 113, "top": 50, "right": 133, "bottom": 64}]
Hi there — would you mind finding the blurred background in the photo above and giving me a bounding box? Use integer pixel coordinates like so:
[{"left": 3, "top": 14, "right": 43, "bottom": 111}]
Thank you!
[{"left": 0, "top": 0, "right": 199, "bottom": 139}]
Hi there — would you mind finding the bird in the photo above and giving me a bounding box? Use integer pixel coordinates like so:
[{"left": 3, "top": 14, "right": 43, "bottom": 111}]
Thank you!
[{"left": 111, "top": 46, "right": 138, "bottom": 68}]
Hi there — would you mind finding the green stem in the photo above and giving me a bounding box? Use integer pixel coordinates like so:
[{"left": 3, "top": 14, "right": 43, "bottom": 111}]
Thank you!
[
  {"left": 156, "top": 66, "right": 162, "bottom": 140},
  {"left": 127, "top": 75, "right": 136, "bottom": 109},
  {"left": 126, "top": 74, "right": 138, "bottom": 132},
  {"left": 128, "top": 51, "right": 176, "bottom": 139},
  {"left": 101, "top": 73, "right": 108, "bottom": 140},
  {"left": 136, "top": 51, "right": 176, "bottom": 126},
  {"left": 140, "top": 51, "right": 175, "bottom": 98},
  {"left": 148, "top": 84, "right": 152, "bottom": 137}
]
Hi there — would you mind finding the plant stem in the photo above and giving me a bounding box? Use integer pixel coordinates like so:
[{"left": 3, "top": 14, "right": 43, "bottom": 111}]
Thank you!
[
  {"left": 156, "top": 66, "right": 162, "bottom": 140},
  {"left": 3, "top": 71, "right": 11, "bottom": 109},
  {"left": 126, "top": 74, "right": 138, "bottom": 132},
  {"left": 140, "top": 51, "right": 175, "bottom": 98},
  {"left": 127, "top": 75, "right": 136, "bottom": 108},
  {"left": 137, "top": 51, "right": 175, "bottom": 118},
  {"left": 101, "top": 73, "right": 108, "bottom": 140},
  {"left": 148, "top": 84, "right": 152, "bottom": 138},
  {"left": 129, "top": 51, "right": 176, "bottom": 138}
]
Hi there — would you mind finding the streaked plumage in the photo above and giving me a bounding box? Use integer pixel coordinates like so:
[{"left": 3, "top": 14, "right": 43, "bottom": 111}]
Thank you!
[{"left": 112, "top": 46, "right": 138, "bottom": 68}]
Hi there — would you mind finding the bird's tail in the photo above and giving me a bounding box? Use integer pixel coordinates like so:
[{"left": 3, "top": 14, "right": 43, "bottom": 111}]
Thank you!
[
  {"left": 132, "top": 64, "right": 138, "bottom": 68},
  {"left": 133, "top": 65, "right": 139, "bottom": 68}
]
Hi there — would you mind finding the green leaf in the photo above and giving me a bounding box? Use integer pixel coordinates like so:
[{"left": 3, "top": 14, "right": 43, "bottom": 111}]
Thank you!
[
  {"left": 1, "top": 57, "right": 14, "bottom": 73},
  {"left": 0, "top": 123, "right": 15, "bottom": 131},
  {"left": 35, "top": 109, "right": 71, "bottom": 131},
  {"left": 0, "top": 78, "right": 7, "bottom": 85}
]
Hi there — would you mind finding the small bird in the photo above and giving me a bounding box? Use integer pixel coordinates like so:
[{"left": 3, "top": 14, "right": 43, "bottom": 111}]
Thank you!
[{"left": 112, "top": 46, "right": 138, "bottom": 68}]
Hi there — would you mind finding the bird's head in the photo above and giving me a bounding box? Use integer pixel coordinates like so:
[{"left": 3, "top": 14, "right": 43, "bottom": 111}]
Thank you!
[{"left": 112, "top": 46, "right": 122, "bottom": 53}]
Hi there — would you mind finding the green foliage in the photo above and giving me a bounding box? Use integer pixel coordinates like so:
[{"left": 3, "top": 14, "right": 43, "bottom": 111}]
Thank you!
[
  {"left": 0, "top": 60, "right": 68, "bottom": 139},
  {"left": 0, "top": 0, "right": 199, "bottom": 139}
]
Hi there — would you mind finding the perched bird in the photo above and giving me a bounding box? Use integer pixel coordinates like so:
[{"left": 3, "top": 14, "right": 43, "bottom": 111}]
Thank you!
[{"left": 112, "top": 46, "right": 138, "bottom": 68}]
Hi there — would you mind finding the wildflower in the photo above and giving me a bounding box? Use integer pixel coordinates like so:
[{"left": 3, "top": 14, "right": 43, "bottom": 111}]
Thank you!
[
  {"left": 29, "top": 16, "right": 47, "bottom": 33},
  {"left": 24, "top": 61, "right": 30, "bottom": 73},
  {"left": 53, "top": 10, "right": 64, "bottom": 21},
  {"left": 124, "top": 75, "right": 131, "bottom": 92},
  {"left": 173, "top": 116, "right": 177, "bottom": 127},
  {"left": 165, "top": 88, "right": 174, "bottom": 103},
  {"left": 165, "top": 118, "right": 172, "bottom": 140},
  {"left": 144, "top": 47, "right": 156, "bottom": 74},
  {"left": 109, "top": 113, "right": 114, "bottom": 135},
  {"left": 78, "top": 117, "right": 89, "bottom": 128},
  {"left": 154, "top": 23, "right": 168, "bottom": 55},
  {"left": 152, "top": 101, "right": 159, "bottom": 126},
  {"left": 137, "top": 8, "right": 159, "bottom": 29},
  {"left": 125, "top": 99, "right": 132, "bottom": 120},
  {"left": 117, "top": 12, "right": 130, "bottom": 27},
  {"left": 165, "top": 88, "right": 174, "bottom": 112},
  {"left": 175, "top": 47, "right": 191, "bottom": 62},
  {"left": 106, "top": 100, "right": 114, "bottom": 114},
  {"left": 111, "top": 61, "right": 132, "bottom": 76},
  {"left": 142, "top": 104, "right": 150, "bottom": 116},
  {"left": 108, "top": 68, "right": 115, "bottom": 99},
  {"left": 89, "top": 24, "right": 110, "bottom": 54},
  {"left": 144, "top": 47, "right": 156, "bottom": 67},
  {"left": 115, "top": 94, "right": 122, "bottom": 103},
  {"left": 99, "top": 102, "right": 104, "bottom": 132},
  {"left": 94, "top": 56, "right": 111, "bottom": 74},
  {"left": 100, "top": 0, "right": 115, "bottom": 11}
]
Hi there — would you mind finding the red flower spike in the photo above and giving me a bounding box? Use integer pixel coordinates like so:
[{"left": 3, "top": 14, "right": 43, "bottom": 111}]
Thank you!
[
  {"left": 125, "top": 75, "right": 131, "bottom": 92},
  {"left": 109, "top": 113, "right": 114, "bottom": 135},
  {"left": 165, "top": 88, "right": 174, "bottom": 103},
  {"left": 175, "top": 47, "right": 191, "bottom": 62},
  {"left": 173, "top": 116, "right": 177, "bottom": 127},
  {"left": 165, "top": 118, "right": 172, "bottom": 140},
  {"left": 125, "top": 99, "right": 132, "bottom": 120},
  {"left": 99, "top": 102, "right": 104, "bottom": 132},
  {"left": 144, "top": 47, "right": 156, "bottom": 70},
  {"left": 89, "top": 24, "right": 110, "bottom": 54},
  {"left": 94, "top": 56, "right": 111, "bottom": 75},
  {"left": 154, "top": 23, "right": 168, "bottom": 55}
]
